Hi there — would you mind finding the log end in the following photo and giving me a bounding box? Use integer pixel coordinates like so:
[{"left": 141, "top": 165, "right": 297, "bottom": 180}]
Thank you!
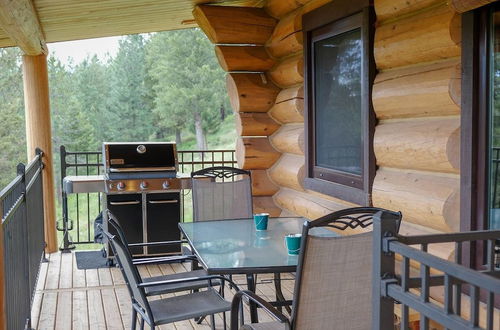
[
  {"left": 226, "top": 74, "right": 240, "bottom": 113},
  {"left": 192, "top": 5, "right": 217, "bottom": 44}
]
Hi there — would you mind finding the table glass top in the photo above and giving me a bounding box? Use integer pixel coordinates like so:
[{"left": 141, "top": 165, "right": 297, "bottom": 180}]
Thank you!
[{"left": 179, "top": 217, "right": 338, "bottom": 274}]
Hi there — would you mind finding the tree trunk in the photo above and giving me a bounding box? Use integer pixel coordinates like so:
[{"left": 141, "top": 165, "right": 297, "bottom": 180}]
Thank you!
[
  {"left": 194, "top": 112, "right": 207, "bottom": 150},
  {"left": 220, "top": 105, "right": 225, "bottom": 120},
  {"left": 175, "top": 129, "right": 182, "bottom": 145}
]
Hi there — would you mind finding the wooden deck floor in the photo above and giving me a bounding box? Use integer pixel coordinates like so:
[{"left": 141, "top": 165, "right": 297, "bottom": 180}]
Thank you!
[{"left": 31, "top": 252, "right": 295, "bottom": 330}]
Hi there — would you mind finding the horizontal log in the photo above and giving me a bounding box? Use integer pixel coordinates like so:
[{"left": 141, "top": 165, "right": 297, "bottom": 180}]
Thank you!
[
  {"left": 265, "top": 0, "right": 304, "bottom": 18},
  {"left": 266, "top": 10, "right": 303, "bottom": 59},
  {"left": 274, "top": 188, "right": 353, "bottom": 222},
  {"left": 253, "top": 196, "right": 282, "bottom": 217},
  {"left": 268, "top": 54, "right": 304, "bottom": 87},
  {"left": 375, "top": 0, "right": 445, "bottom": 22},
  {"left": 276, "top": 85, "right": 304, "bottom": 103},
  {"left": 215, "top": 46, "right": 275, "bottom": 72},
  {"left": 193, "top": 5, "right": 277, "bottom": 45},
  {"left": 236, "top": 112, "right": 280, "bottom": 137},
  {"left": 269, "top": 86, "right": 304, "bottom": 123},
  {"left": 251, "top": 170, "right": 279, "bottom": 196},
  {"left": 235, "top": 137, "right": 281, "bottom": 169},
  {"left": 373, "top": 59, "right": 461, "bottom": 119},
  {"left": 372, "top": 168, "right": 460, "bottom": 232},
  {"left": 374, "top": 117, "right": 460, "bottom": 173},
  {"left": 375, "top": 5, "right": 461, "bottom": 70},
  {"left": 450, "top": 0, "right": 498, "bottom": 13},
  {"left": 227, "top": 73, "right": 281, "bottom": 113},
  {"left": 270, "top": 124, "right": 304, "bottom": 155},
  {"left": 398, "top": 222, "right": 454, "bottom": 261},
  {"left": 269, "top": 154, "right": 305, "bottom": 191}
]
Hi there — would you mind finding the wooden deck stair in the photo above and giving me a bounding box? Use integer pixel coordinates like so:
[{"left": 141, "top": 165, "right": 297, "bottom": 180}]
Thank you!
[{"left": 31, "top": 252, "right": 295, "bottom": 330}]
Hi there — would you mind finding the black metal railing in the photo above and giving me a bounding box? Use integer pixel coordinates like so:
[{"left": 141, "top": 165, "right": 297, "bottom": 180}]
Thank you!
[
  {"left": 0, "top": 148, "right": 46, "bottom": 330},
  {"left": 59, "top": 145, "right": 237, "bottom": 250},
  {"left": 373, "top": 211, "right": 500, "bottom": 330}
]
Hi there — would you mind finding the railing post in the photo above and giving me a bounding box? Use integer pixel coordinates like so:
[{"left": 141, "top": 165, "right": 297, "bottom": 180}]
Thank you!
[
  {"left": 17, "top": 162, "right": 32, "bottom": 329},
  {"left": 59, "top": 145, "right": 73, "bottom": 252},
  {"left": 0, "top": 192, "right": 5, "bottom": 330},
  {"left": 372, "top": 210, "right": 399, "bottom": 330}
]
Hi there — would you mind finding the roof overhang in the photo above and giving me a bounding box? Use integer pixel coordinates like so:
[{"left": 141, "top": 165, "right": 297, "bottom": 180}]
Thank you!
[{"left": 0, "top": 0, "right": 265, "bottom": 55}]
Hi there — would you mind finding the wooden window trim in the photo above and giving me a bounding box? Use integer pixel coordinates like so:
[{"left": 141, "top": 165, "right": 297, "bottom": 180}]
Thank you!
[
  {"left": 303, "top": 0, "right": 375, "bottom": 206},
  {"left": 461, "top": 2, "right": 499, "bottom": 269}
]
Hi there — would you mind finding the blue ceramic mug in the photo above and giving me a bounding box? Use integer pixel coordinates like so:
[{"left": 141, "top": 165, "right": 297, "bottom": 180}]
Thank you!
[
  {"left": 253, "top": 213, "right": 269, "bottom": 230},
  {"left": 285, "top": 234, "right": 302, "bottom": 255}
]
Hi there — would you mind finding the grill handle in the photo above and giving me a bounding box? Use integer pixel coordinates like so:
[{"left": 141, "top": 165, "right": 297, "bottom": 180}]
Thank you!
[
  {"left": 109, "top": 200, "right": 140, "bottom": 206},
  {"left": 148, "top": 200, "right": 179, "bottom": 204}
]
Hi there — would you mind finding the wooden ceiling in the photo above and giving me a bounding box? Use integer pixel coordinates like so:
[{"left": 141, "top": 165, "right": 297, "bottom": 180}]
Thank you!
[{"left": 0, "top": 0, "right": 265, "bottom": 51}]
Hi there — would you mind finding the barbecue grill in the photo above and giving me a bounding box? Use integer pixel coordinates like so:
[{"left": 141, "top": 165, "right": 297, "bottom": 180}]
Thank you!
[{"left": 102, "top": 142, "right": 185, "bottom": 257}]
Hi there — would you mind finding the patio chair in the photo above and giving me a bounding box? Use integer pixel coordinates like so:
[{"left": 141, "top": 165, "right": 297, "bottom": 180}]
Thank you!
[
  {"left": 106, "top": 212, "right": 220, "bottom": 296},
  {"left": 230, "top": 207, "right": 402, "bottom": 330},
  {"left": 191, "top": 166, "right": 253, "bottom": 222},
  {"left": 102, "top": 225, "right": 239, "bottom": 330}
]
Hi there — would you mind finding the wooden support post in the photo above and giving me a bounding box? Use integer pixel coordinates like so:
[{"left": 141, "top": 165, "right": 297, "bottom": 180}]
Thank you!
[{"left": 22, "top": 54, "right": 58, "bottom": 253}]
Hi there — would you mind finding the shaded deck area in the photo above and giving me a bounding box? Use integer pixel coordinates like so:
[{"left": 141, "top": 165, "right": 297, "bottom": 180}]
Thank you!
[{"left": 31, "top": 252, "right": 295, "bottom": 330}]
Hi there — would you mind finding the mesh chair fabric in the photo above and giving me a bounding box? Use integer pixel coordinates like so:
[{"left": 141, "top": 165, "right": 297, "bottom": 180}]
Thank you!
[
  {"left": 294, "top": 232, "right": 372, "bottom": 330},
  {"left": 192, "top": 177, "right": 253, "bottom": 221},
  {"left": 107, "top": 234, "right": 151, "bottom": 317}
]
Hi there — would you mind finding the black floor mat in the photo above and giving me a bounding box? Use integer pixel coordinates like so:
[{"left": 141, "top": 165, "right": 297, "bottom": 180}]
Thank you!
[{"left": 75, "top": 250, "right": 110, "bottom": 269}]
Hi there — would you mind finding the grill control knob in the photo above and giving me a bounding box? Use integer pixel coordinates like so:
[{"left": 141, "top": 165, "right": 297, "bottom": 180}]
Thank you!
[
  {"left": 117, "top": 182, "right": 126, "bottom": 191},
  {"left": 162, "top": 181, "right": 170, "bottom": 189},
  {"left": 140, "top": 181, "right": 148, "bottom": 190}
]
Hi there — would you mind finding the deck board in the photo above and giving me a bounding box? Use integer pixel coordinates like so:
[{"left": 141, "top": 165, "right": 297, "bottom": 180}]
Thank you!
[{"left": 32, "top": 251, "right": 295, "bottom": 329}]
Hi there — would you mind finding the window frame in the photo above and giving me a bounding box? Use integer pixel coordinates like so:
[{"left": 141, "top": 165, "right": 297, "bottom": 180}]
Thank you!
[
  {"left": 461, "top": 2, "right": 500, "bottom": 269},
  {"left": 303, "top": 0, "right": 376, "bottom": 206}
]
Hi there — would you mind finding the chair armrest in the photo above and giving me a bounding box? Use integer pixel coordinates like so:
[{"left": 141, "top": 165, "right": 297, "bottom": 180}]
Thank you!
[
  {"left": 128, "top": 239, "right": 187, "bottom": 247},
  {"left": 230, "top": 290, "right": 290, "bottom": 330},
  {"left": 137, "top": 275, "right": 241, "bottom": 291},
  {"left": 132, "top": 255, "right": 197, "bottom": 265}
]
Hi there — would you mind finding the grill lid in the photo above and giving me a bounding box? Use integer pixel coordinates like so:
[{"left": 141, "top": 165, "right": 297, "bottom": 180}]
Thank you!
[{"left": 103, "top": 142, "right": 178, "bottom": 174}]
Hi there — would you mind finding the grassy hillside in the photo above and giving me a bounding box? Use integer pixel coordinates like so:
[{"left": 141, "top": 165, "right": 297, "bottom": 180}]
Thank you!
[{"left": 177, "top": 114, "right": 237, "bottom": 151}]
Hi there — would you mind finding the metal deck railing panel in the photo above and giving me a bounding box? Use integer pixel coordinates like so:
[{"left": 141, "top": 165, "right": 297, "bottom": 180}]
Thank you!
[
  {"left": 0, "top": 149, "right": 46, "bottom": 330},
  {"left": 58, "top": 145, "right": 237, "bottom": 249},
  {"left": 373, "top": 211, "right": 500, "bottom": 330}
]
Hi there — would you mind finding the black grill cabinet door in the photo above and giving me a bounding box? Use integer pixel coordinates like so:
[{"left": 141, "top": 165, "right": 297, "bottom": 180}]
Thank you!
[
  {"left": 146, "top": 192, "right": 181, "bottom": 254},
  {"left": 107, "top": 194, "right": 143, "bottom": 255}
]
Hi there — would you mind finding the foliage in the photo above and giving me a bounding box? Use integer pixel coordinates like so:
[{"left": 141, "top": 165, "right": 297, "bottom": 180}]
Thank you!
[
  {"left": 0, "top": 29, "right": 234, "bottom": 190},
  {"left": 146, "top": 29, "right": 230, "bottom": 149},
  {"left": 0, "top": 48, "right": 26, "bottom": 187}
]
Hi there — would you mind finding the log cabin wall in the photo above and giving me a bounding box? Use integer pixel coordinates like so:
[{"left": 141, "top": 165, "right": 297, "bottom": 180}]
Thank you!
[
  {"left": 193, "top": 5, "right": 282, "bottom": 216},
  {"left": 261, "top": 0, "right": 462, "bottom": 254},
  {"left": 194, "top": 0, "right": 462, "bottom": 244}
]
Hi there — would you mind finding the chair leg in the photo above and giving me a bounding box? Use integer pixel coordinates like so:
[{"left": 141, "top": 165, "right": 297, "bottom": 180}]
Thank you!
[
  {"left": 131, "top": 309, "right": 137, "bottom": 330},
  {"left": 223, "top": 312, "right": 227, "bottom": 330},
  {"left": 210, "top": 314, "right": 216, "bottom": 330},
  {"left": 196, "top": 315, "right": 206, "bottom": 324},
  {"left": 140, "top": 317, "right": 145, "bottom": 330}
]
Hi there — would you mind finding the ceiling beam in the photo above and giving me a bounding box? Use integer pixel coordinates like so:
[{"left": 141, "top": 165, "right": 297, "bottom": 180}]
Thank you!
[{"left": 0, "top": 0, "right": 46, "bottom": 55}]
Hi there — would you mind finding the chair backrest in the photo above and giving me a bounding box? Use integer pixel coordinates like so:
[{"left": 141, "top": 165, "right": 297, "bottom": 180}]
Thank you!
[
  {"left": 102, "top": 212, "right": 154, "bottom": 323},
  {"left": 191, "top": 166, "right": 253, "bottom": 221},
  {"left": 107, "top": 216, "right": 130, "bottom": 247},
  {"left": 291, "top": 207, "right": 402, "bottom": 330}
]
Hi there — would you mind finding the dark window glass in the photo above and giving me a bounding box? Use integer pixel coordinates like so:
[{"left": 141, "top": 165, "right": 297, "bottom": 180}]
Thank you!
[
  {"left": 488, "top": 10, "right": 500, "bottom": 230},
  {"left": 314, "top": 29, "right": 362, "bottom": 175}
]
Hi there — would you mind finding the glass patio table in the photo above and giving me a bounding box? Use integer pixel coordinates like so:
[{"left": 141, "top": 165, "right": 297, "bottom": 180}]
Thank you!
[{"left": 179, "top": 217, "right": 337, "bottom": 323}]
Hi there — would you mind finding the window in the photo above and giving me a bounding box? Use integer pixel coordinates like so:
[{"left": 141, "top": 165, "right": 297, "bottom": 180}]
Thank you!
[
  {"left": 303, "top": 0, "right": 375, "bottom": 205},
  {"left": 461, "top": 2, "right": 500, "bottom": 269}
]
